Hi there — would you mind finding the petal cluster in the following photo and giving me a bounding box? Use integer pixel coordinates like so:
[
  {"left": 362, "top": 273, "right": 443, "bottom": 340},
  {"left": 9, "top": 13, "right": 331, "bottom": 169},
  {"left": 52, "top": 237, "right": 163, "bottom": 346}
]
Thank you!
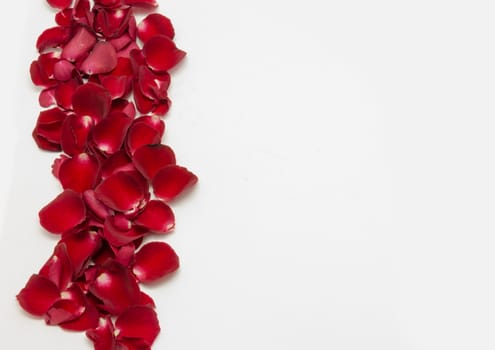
[{"left": 19, "top": 1, "right": 196, "bottom": 349}]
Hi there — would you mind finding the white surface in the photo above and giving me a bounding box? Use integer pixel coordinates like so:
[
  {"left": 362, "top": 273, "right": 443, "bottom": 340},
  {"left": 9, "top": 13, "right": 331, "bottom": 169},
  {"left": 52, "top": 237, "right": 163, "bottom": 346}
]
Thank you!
[{"left": 2, "top": 1, "right": 495, "bottom": 349}]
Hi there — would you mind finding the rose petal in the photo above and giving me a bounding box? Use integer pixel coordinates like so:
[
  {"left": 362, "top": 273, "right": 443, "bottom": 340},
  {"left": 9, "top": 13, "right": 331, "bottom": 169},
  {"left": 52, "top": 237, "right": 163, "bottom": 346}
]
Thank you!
[
  {"left": 88, "top": 261, "right": 141, "bottom": 315},
  {"left": 132, "top": 242, "right": 179, "bottom": 283},
  {"left": 62, "top": 229, "right": 102, "bottom": 275},
  {"left": 125, "top": 115, "right": 164, "bottom": 155},
  {"left": 37, "top": 26, "right": 70, "bottom": 52},
  {"left": 62, "top": 25, "right": 96, "bottom": 62},
  {"left": 72, "top": 82, "right": 112, "bottom": 122},
  {"left": 39, "top": 87, "right": 57, "bottom": 108},
  {"left": 55, "top": 79, "right": 80, "bottom": 110},
  {"left": 45, "top": 299, "right": 85, "bottom": 325},
  {"left": 60, "top": 114, "right": 94, "bottom": 156},
  {"left": 142, "top": 35, "right": 186, "bottom": 73},
  {"left": 137, "top": 66, "right": 170, "bottom": 100},
  {"left": 101, "top": 151, "right": 135, "bottom": 179},
  {"left": 138, "top": 291, "right": 155, "bottom": 308},
  {"left": 83, "top": 190, "right": 112, "bottom": 221},
  {"left": 39, "top": 243, "right": 73, "bottom": 290},
  {"left": 95, "top": 171, "right": 146, "bottom": 213},
  {"left": 59, "top": 153, "right": 100, "bottom": 192},
  {"left": 133, "top": 84, "right": 155, "bottom": 114},
  {"left": 39, "top": 189, "right": 86, "bottom": 234},
  {"left": 55, "top": 8, "right": 73, "bottom": 26},
  {"left": 152, "top": 165, "right": 198, "bottom": 202},
  {"left": 59, "top": 299, "right": 99, "bottom": 331},
  {"left": 134, "top": 200, "right": 174, "bottom": 234},
  {"left": 80, "top": 42, "right": 118, "bottom": 75},
  {"left": 111, "top": 98, "right": 136, "bottom": 118},
  {"left": 47, "top": 0, "right": 72, "bottom": 9},
  {"left": 137, "top": 14, "right": 174, "bottom": 43},
  {"left": 115, "top": 306, "right": 160, "bottom": 345},
  {"left": 103, "top": 215, "right": 147, "bottom": 247},
  {"left": 17, "top": 274, "right": 60, "bottom": 316},
  {"left": 86, "top": 317, "right": 117, "bottom": 350},
  {"left": 91, "top": 112, "right": 132, "bottom": 155},
  {"left": 53, "top": 59, "right": 75, "bottom": 81},
  {"left": 132, "top": 144, "right": 176, "bottom": 180}
]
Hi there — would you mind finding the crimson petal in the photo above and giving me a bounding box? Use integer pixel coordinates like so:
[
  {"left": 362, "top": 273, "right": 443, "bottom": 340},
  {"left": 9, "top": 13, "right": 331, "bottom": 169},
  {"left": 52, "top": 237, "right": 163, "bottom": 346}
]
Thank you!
[
  {"left": 133, "top": 242, "right": 179, "bottom": 283},
  {"left": 72, "top": 82, "right": 112, "bottom": 122},
  {"left": 39, "top": 243, "right": 73, "bottom": 290},
  {"left": 137, "top": 14, "right": 174, "bottom": 43},
  {"left": 101, "top": 151, "right": 135, "bottom": 179},
  {"left": 53, "top": 59, "right": 75, "bottom": 81},
  {"left": 59, "top": 153, "right": 100, "bottom": 192},
  {"left": 39, "top": 189, "right": 86, "bottom": 234},
  {"left": 103, "top": 215, "right": 147, "bottom": 247},
  {"left": 88, "top": 261, "right": 141, "bottom": 315},
  {"left": 132, "top": 144, "right": 176, "bottom": 180},
  {"left": 95, "top": 171, "right": 146, "bottom": 213},
  {"left": 83, "top": 190, "right": 113, "bottom": 221},
  {"left": 125, "top": 115, "right": 164, "bottom": 155},
  {"left": 17, "top": 274, "right": 60, "bottom": 316},
  {"left": 60, "top": 114, "right": 94, "bottom": 156},
  {"left": 152, "top": 165, "right": 198, "bottom": 202},
  {"left": 62, "top": 229, "right": 102, "bottom": 275},
  {"left": 37, "top": 26, "right": 70, "bottom": 52},
  {"left": 91, "top": 112, "right": 132, "bottom": 155},
  {"left": 47, "top": 0, "right": 72, "bottom": 9},
  {"left": 134, "top": 200, "right": 174, "bottom": 234},
  {"left": 86, "top": 317, "right": 117, "bottom": 350},
  {"left": 62, "top": 25, "right": 96, "bottom": 62},
  {"left": 115, "top": 306, "right": 160, "bottom": 345},
  {"left": 80, "top": 42, "right": 118, "bottom": 75},
  {"left": 142, "top": 35, "right": 186, "bottom": 73}
]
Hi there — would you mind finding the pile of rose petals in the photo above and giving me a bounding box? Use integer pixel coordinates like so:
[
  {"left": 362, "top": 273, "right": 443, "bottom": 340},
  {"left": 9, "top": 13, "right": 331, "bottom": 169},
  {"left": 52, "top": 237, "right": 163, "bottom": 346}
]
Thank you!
[{"left": 17, "top": 0, "right": 197, "bottom": 349}]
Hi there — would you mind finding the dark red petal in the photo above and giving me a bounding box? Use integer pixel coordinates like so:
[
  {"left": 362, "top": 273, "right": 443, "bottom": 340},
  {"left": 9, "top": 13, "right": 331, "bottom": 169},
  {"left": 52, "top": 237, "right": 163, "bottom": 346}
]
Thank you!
[
  {"left": 39, "top": 189, "right": 86, "bottom": 234},
  {"left": 142, "top": 35, "right": 186, "bottom": 73},
  {"left": 57, "top": 284, "right": 99, "bottom": 331},
  {"left": 62, "top": 25, "right": 96, "bottom": 62},
  {"left": 111, "top": 98, "right": 136, "bottom": 119},
  {"left": 138, "top": 291, "right": 155, "bottom": 308},
  {"left": 39, "top": 243, "right": 73, "bottom": 290},
  {"left": 39, "top": 87, "right": 57, "bottom": 108},
  {"left": 86, "top": 317, "right": 117, "bottom": 350},
  {"left": 91, "top": 112, "right": 132, "bottom": 155},
  {"left": 80, "top": 42, "right": 118, "bottom": 75},
  {"left": 47, "top": 0, "right": 72, "bottom": 9},
  {"left": 55, "top": 8, "right": 73, "bottom": 26},
  {"left": 59, "top": 153, "right": 100, "bottom": 192},
  {"left": 45, "top": 299, "right": 85, "bottom": 325},
  {"left": 103, "top": 215, "right": 147, "bottom": 247},
  {"left": 53, "top": 59, "right": 75, "bottom": 81},
  {"left": 17, "top": 274, "right": 60, "bottom": 316},
  {"left": 150, "top": 98, "right": 170, "bottom": 116},
  {"left": 109, "top": 34, "right": 132, "bottom": 52},
  {"left": 115, "top": 306, "right": 160, "bottom": 345},
  {"left": 133, "top": 242, "right": 179, "bottom": 283},
  {"left": 133, "top": 84, "right": 154, "bottom": 114},
  {"left": 132, "top": 144, "right": 176, "bottom": 180},
  {"left": 122, "top": 0, "right": 157, "bottom": 8},
  {"left": 117, "top": 338, "right": 151, "bottom": 350},
  {"left": 137, "top": 66, "right": 170, "bottom": 100},
  {"left": 60, "top": 114, "right": 94, "bottom": 156},
  {"left": 101, "top": 151, "right": 135, "bottom": 179},
  {"left": 32, "top": 133, "right": 61, "bottom": 152},
  {"left": 88, "top": 261, "right": 141, "bottom": 315},
  {"left": 72, "top": 82, "right": 112, "bottom": 122},
  {"left": 100, "top": 75, "right": 129, "bottom": 100},
  {"left": 37, "top": 26, "right": 69, "bottom": 52},
  {"left": 95, "top": 171, "right": 146, "bottom": 212},
  {"left": 152, "top": 165, "right": 198, "bottom": 202},
  {"left": 137, "top": 14, "right": 174, "bottom": 43},
  {"left": 62, "top": 229, "right": 102, "bottom": 275},
  {"left": 55, "top": 79, "right": 80, "bottom": 110},
  {"left": 134, "top": 200, "right": 174, "bottom": 234},
  {"left": 60, "top": 300, "right": 99, "bottom": 331},
  {"left": 83, "top": 190, "right": 112, "bottom": 221},
  {"left": 52, "top": 154, "right": 69, "bottom": 179},
  {"left": 125, "top": 115, "right": 164, "bottom": 155},
  {"left": 33, "top": 107, "right": 67, "bottom": 142},
  {"left": 114, "top": 243, "right": 136, "bottom": 267}
]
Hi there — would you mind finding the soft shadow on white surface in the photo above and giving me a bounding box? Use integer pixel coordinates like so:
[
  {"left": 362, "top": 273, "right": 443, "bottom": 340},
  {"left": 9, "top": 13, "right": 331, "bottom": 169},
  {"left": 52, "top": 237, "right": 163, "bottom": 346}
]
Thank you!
[{"left": 2, "top": 1, "right": 495, "bottom": 350}]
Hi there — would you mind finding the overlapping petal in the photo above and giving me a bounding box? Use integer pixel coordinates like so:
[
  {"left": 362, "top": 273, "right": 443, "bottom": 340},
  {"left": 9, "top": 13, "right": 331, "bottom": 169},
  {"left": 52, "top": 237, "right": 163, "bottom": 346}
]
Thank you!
[
  {"left": 17, "top": 274, "right": 60, "bottom": 316},
  {"left": 39, "top": 189, "right": 86, "bottom": 234},
  {"left": 95, "top": 171, "right": 146, "bottom": 212},
  {"left": 132, "top": 144, "right": 175, "bottom": 180}
]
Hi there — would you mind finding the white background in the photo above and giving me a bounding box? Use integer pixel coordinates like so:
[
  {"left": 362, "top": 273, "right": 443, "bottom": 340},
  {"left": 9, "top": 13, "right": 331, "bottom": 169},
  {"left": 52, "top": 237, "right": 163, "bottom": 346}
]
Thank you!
[{"left": 1, "top": 1, "right": 495, "bottom": 349}]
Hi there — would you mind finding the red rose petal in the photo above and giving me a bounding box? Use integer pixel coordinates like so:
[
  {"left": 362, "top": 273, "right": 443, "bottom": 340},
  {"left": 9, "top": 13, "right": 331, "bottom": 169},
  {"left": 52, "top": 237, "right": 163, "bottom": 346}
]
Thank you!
[
  {"left": 95, "top": 171, "right": 146, "bottom": 213},
  {"left": 60, "top": 114, "right": 94, "bottom": 156},
  {"left": 62, "top": 25, "right": 96, "bottom": 62},
  {"left": 137, "top": 13, "right": 174, "bottom": 43},
  {"left": 17, "top": 274, "right": 60, "bottom": 316},
  {"left": 39, "top": 87, "right": 57, "bottom": 108},
  {"left": 60, "top": 300, "right": 99, "bottom": 331},
  {"left": 55, "top": 8, "right": 73, "bottom": 26},
  {"left": 88, "top": 261, "right": 141, "bottom": 315},
  {"left": 125, "top": 115, "right": 164, "bottom": 155},
  {"left": 39, "top": 243, "right": 73, "bottom": 290},
  {"left": 39, "top": 189, "right": 86, "bottom": 234},
  {"left": 134, "top": 200, "right": 174, "bottom": 234},
  {"left": 152, "top": 165, "right": 198, "bottom": 202},
  {"left": 53, "top": 59, "right": 75, "bottom": 81},
  {"left": 137, "top": 65, "right": 170, "bottom": 100},
  {"left": 86, "top": 317, "right": 117, "bottom": 350},
  {"left": 133, "top": 242, "right": 179, "bottom": 283},
  {"left": 133, "top": 84, "right": 155, "bottom": 114},
  {"left": 101, "top": 151, "right": 135, "bottom": 179},
  {"left": 47, "top": 0, "right": 72, "bottom": 9},
  {"left": 138, "top": 291, "right": 155, "bottom": 308},
  {"left": 80, "top": 42, "right": 118, "bottom": 75},
  {"left": 45, "top": 299, "right": 85, "bottom": 325},
  {"left": 91, "top": 112, "right": 132, "bottom": 155},
  {"left": 37, "top": 26, "right": 69, "bottom": 52},
  {"left": 132, "top": 144, "right": 176, "bottom": 180},
  {"left": 59, "top": 153, "right": 100, "bottom": 192},
  {"left": 55, "top": 79, "right": 80, "bottom": 110},
  {"left": 83, "top": 190, "right": 113, "bottom": 221},
  {"left": 62, "top": 229, "right": 102, "bottom": 276},
  {"left": 111, "top": 98, "right": 136, "bottom": 118},
  {"left": 115, "top": 306, "right": 160, "bottom": 345},
  {"left": 142, "top": 35, "right": 186, "bottom": 72},
  {"left": 72, "top": 82, "right": 112, "bottom": 122},
  {"left": 103, "top": 215, "right": 147, "bottom": 247}
]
